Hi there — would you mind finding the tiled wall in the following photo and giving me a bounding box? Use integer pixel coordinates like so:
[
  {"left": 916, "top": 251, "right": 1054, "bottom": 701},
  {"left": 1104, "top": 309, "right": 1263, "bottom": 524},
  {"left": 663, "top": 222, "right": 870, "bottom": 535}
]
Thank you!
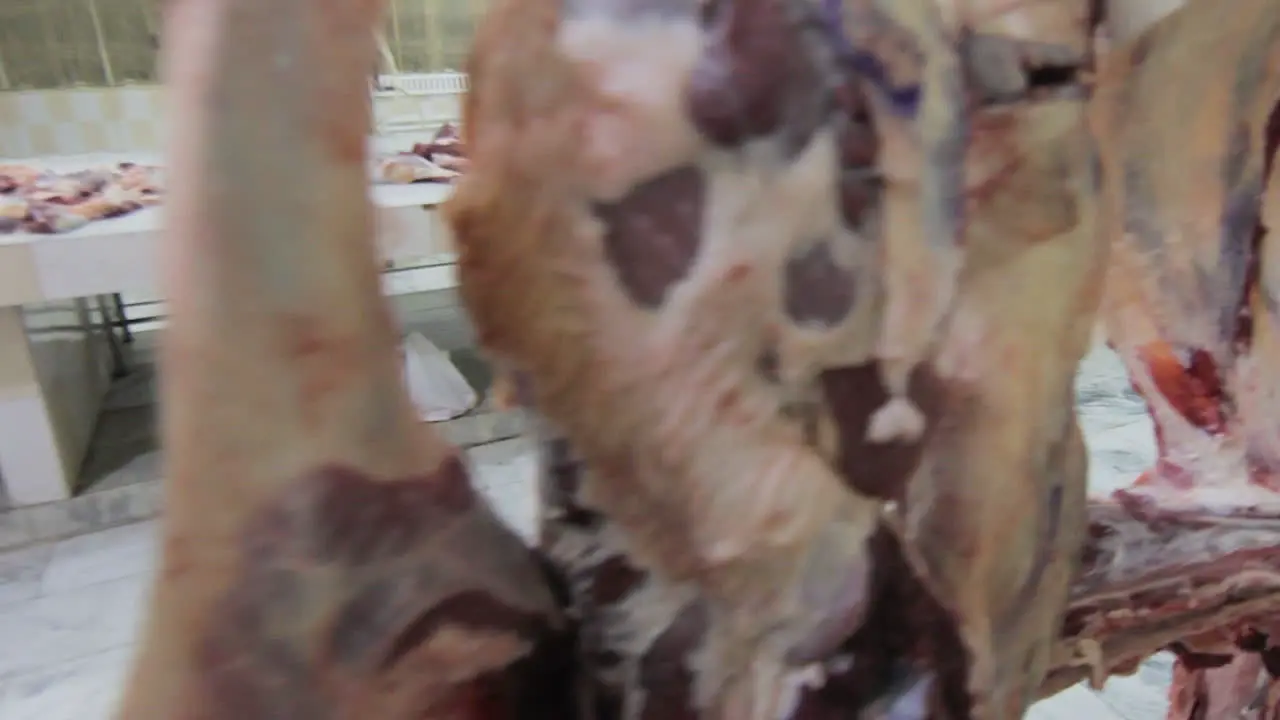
[
  {"left": 0, "top": 84, "right": 464, "bottom": 159},
  {"left": 0, "top": 86, "right": 166, "bottom": 158}
]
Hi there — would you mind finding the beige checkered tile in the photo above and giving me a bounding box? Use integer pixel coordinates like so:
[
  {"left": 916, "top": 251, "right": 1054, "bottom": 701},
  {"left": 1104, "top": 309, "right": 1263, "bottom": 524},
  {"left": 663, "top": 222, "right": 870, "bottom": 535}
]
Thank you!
[
  {"left": 41, "top": 91, "right": 73, "bottom": 122},
  {"left": 13, "top": 92, "right": 56, "bottom": 125},
  {"left": 22, "top": 125, "right": 54, "bottom": 157},
  {"left": 0, "top": 78, "right": 460, "bottom": 159},
  {"left": 0, "top": 86, "right": 166, "bottom": 158},
  {"left": 49, "top": 124, "right": 87, "bottom": 155},
  {"left": 112, "top": 86, "right": 165, "bottom": 153},
  {"left": 120, "top": 119, "right": 161, "bottom": 153}
]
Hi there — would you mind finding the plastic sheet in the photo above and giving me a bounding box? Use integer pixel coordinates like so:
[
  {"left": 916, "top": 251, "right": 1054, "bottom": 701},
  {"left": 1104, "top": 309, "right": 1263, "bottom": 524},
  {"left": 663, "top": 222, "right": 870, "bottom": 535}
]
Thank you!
[{"left": 400, "top": 331, "right": 478, "bottom": 422}]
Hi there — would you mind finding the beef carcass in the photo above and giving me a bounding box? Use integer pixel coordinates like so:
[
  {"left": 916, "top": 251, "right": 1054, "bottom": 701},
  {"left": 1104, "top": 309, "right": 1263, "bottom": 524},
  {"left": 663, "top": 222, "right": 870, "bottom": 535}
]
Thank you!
[
  {"left": 1056, "top": 0, "right": 1280, "bottom": 715},
  {"left": 115, "top": 0, "right": 1280, "bottom": 718},
  {"left": 451, "top": 0, "right": 1098, "bottom": 716}
]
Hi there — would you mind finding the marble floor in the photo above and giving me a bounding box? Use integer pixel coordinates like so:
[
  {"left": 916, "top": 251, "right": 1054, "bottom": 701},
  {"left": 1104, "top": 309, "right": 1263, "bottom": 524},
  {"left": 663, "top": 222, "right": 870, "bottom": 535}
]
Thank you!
[{"left": 0, "top": 344, "right": 1174, "bottom": 719}]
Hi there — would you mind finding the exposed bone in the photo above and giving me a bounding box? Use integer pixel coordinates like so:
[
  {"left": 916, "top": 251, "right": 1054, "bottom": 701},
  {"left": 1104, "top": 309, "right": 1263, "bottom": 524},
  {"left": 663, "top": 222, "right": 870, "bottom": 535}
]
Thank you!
[{"left": 1041, "top": 502, "right": 1280, "bottom": 697}]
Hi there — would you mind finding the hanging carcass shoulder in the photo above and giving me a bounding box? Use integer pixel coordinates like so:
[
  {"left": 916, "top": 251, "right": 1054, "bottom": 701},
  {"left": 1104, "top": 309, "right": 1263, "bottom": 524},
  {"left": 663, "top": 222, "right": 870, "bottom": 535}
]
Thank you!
[
  {"left": 820, "top": 2, "right": 1103, "bottom": 718},
  {"left": 454, "top": 0, "right": 889, "bottom": 714}
]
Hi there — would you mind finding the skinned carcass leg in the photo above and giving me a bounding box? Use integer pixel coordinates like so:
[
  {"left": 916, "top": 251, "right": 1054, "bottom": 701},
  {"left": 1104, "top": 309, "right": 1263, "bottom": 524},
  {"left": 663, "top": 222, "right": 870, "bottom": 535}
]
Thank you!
[
  {"left": 1044, "top": 0, "right": 1280, "bottom": 715},
  {"left": 451, "top": 0, "right": 1103, "bottom": 716},
  {"left": 114, "top": 0, "right": 573, "bottom": 717}
]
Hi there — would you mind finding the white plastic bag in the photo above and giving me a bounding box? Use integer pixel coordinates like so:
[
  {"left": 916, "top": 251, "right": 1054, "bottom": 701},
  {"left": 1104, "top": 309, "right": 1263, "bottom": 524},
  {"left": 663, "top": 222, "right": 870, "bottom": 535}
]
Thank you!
[{"left": 400, "top": 332, "right": 478, "bottom": 422}]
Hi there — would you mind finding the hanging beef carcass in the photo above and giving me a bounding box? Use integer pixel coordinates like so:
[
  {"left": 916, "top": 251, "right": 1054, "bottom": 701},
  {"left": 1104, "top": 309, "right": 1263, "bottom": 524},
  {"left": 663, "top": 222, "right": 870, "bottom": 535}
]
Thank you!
[
  {"left": 1060, "top": 0, "right": 1280, "bottom": 715},
  {"left": 453, "top": 0, "right": 1100, "bottom": 717},
  {"left": 112, "top": 0, "right": 1280, "bottom": 718}
]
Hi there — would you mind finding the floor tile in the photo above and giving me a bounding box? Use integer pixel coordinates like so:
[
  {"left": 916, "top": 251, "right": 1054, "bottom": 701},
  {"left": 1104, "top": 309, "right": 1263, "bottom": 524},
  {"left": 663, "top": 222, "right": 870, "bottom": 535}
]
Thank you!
[
  {"left": 1029, "top": 685, "right": 1127, "bottom": 720},
  {"left": 0, "top": 647, "right": 133, "bottom": 720},
  {"left": 0, "top": 543, "right": 54, "bottom": 610},
  {"left": 0, "top": 575, "right": 147, "bottom": 681},
  {"left": 486, "top": 481, "right": 538, "bottom": 542},
  {"left": 1099, "top": 654, "right": 1174, "bottom": 719},
  {"left": 468, "top": 437, "right": 533, "bottom": 468},
  {"left": 474, "top": 451, "right": 539, "bottom": 541},
  {"left": 81, "top": 449, "right": 161, "bottom": 494},
  {"left": 40, "top": 521, "right": 157, "bottom": 595},
  {"left": 101, "top": 364, "right": 156, "bottom": 411}
]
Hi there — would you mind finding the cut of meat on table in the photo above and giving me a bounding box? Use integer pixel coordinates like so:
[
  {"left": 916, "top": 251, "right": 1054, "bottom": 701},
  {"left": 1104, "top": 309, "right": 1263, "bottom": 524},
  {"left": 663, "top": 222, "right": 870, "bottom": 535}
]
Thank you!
[
  {"left": 375, "top": 154, "right": 460, "bottom": 184},
  {"left": 373, "top": 122, "right": 470, "bottom": 184},
  {"left": 411, "top": 122, "right": 467, "bottom": 171},
  {"left": 0, "top": 162, "right": 163, "bottom": 234}
]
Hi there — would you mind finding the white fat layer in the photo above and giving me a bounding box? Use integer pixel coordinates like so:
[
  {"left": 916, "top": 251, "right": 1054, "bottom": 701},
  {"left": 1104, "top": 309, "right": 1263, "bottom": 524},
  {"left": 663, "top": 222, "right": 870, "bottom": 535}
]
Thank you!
[{"left": 557, "top": 16, "right": 705, "bottom": 201}]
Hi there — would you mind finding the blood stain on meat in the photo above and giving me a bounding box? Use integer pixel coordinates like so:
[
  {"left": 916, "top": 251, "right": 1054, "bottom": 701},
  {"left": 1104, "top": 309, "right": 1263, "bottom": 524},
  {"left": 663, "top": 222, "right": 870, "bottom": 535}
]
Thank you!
[
  {"left": 783, "top": 240, "right": 858, "bottom": 327},
  {"left": 595, "top": 165, "right": 706, "bottom": 307}
]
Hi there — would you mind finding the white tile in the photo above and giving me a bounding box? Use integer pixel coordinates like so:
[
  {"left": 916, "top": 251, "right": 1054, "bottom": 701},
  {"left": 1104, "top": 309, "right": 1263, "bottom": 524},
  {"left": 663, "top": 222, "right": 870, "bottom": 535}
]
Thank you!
[
  {"left": 50, "top": 125, "right": 88, "bottom": 156},
  {"left": 67, "top": 93, "right": 104, "bottom": 123},
  {"left": 102, "top": 123, "right": 131, "bottom": 155},
  {"left": 381, "top": 264, "right": 458, "bottom": 295},
  {"left": 40, "top": 522, "right": 158, "bottom": 595},
  {"left": 1029, "top": 685, "right": 1127, "bottom": 720},
  {"left": 0, "top": 544, "right": 54, "bottom": 610},
  {"left": 0, "top": 132, "right": 33, "bottom": 161},
  {"left": 473, "top": 452, "right": 538, "bottom": 495},
  {"left": 0, "top": 575, "right": 147, "bottom": 681},
  {"left": 480, "top": 474, "right": 539, "bottom": 542},
  {"left": 467, "top": 446, "right": 539, "bottom": 541},
  {"left": 12, "top": 94, "right": 51, "bottom": 124},
  {"left": 116, "top": 88, "right": 159, "bottom": 121},
  {"left": 468, "top": 438, "right": 534, "bottom": 468},
  {"left": 0, "top": 646, "right": 133, "bottom": 720},
  {"left": 1098, "top": 654, "right": 1174, "bottom": 719}
]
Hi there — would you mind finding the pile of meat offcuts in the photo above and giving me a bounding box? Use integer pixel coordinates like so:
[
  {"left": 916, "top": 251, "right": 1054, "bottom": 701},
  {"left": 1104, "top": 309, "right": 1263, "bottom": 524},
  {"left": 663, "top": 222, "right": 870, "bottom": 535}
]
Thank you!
[
  {"left": 0, "top": 123, "right": 466, "bottom": 238},
  {"left": 113, "top": 0, "right": 1280, "bottom": 718},
  {"left": 375, "top": 123, "right": 470, "bottom": 184},
  {"left": 0, "top": 162, "right": 162, "bottom": 234}
]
